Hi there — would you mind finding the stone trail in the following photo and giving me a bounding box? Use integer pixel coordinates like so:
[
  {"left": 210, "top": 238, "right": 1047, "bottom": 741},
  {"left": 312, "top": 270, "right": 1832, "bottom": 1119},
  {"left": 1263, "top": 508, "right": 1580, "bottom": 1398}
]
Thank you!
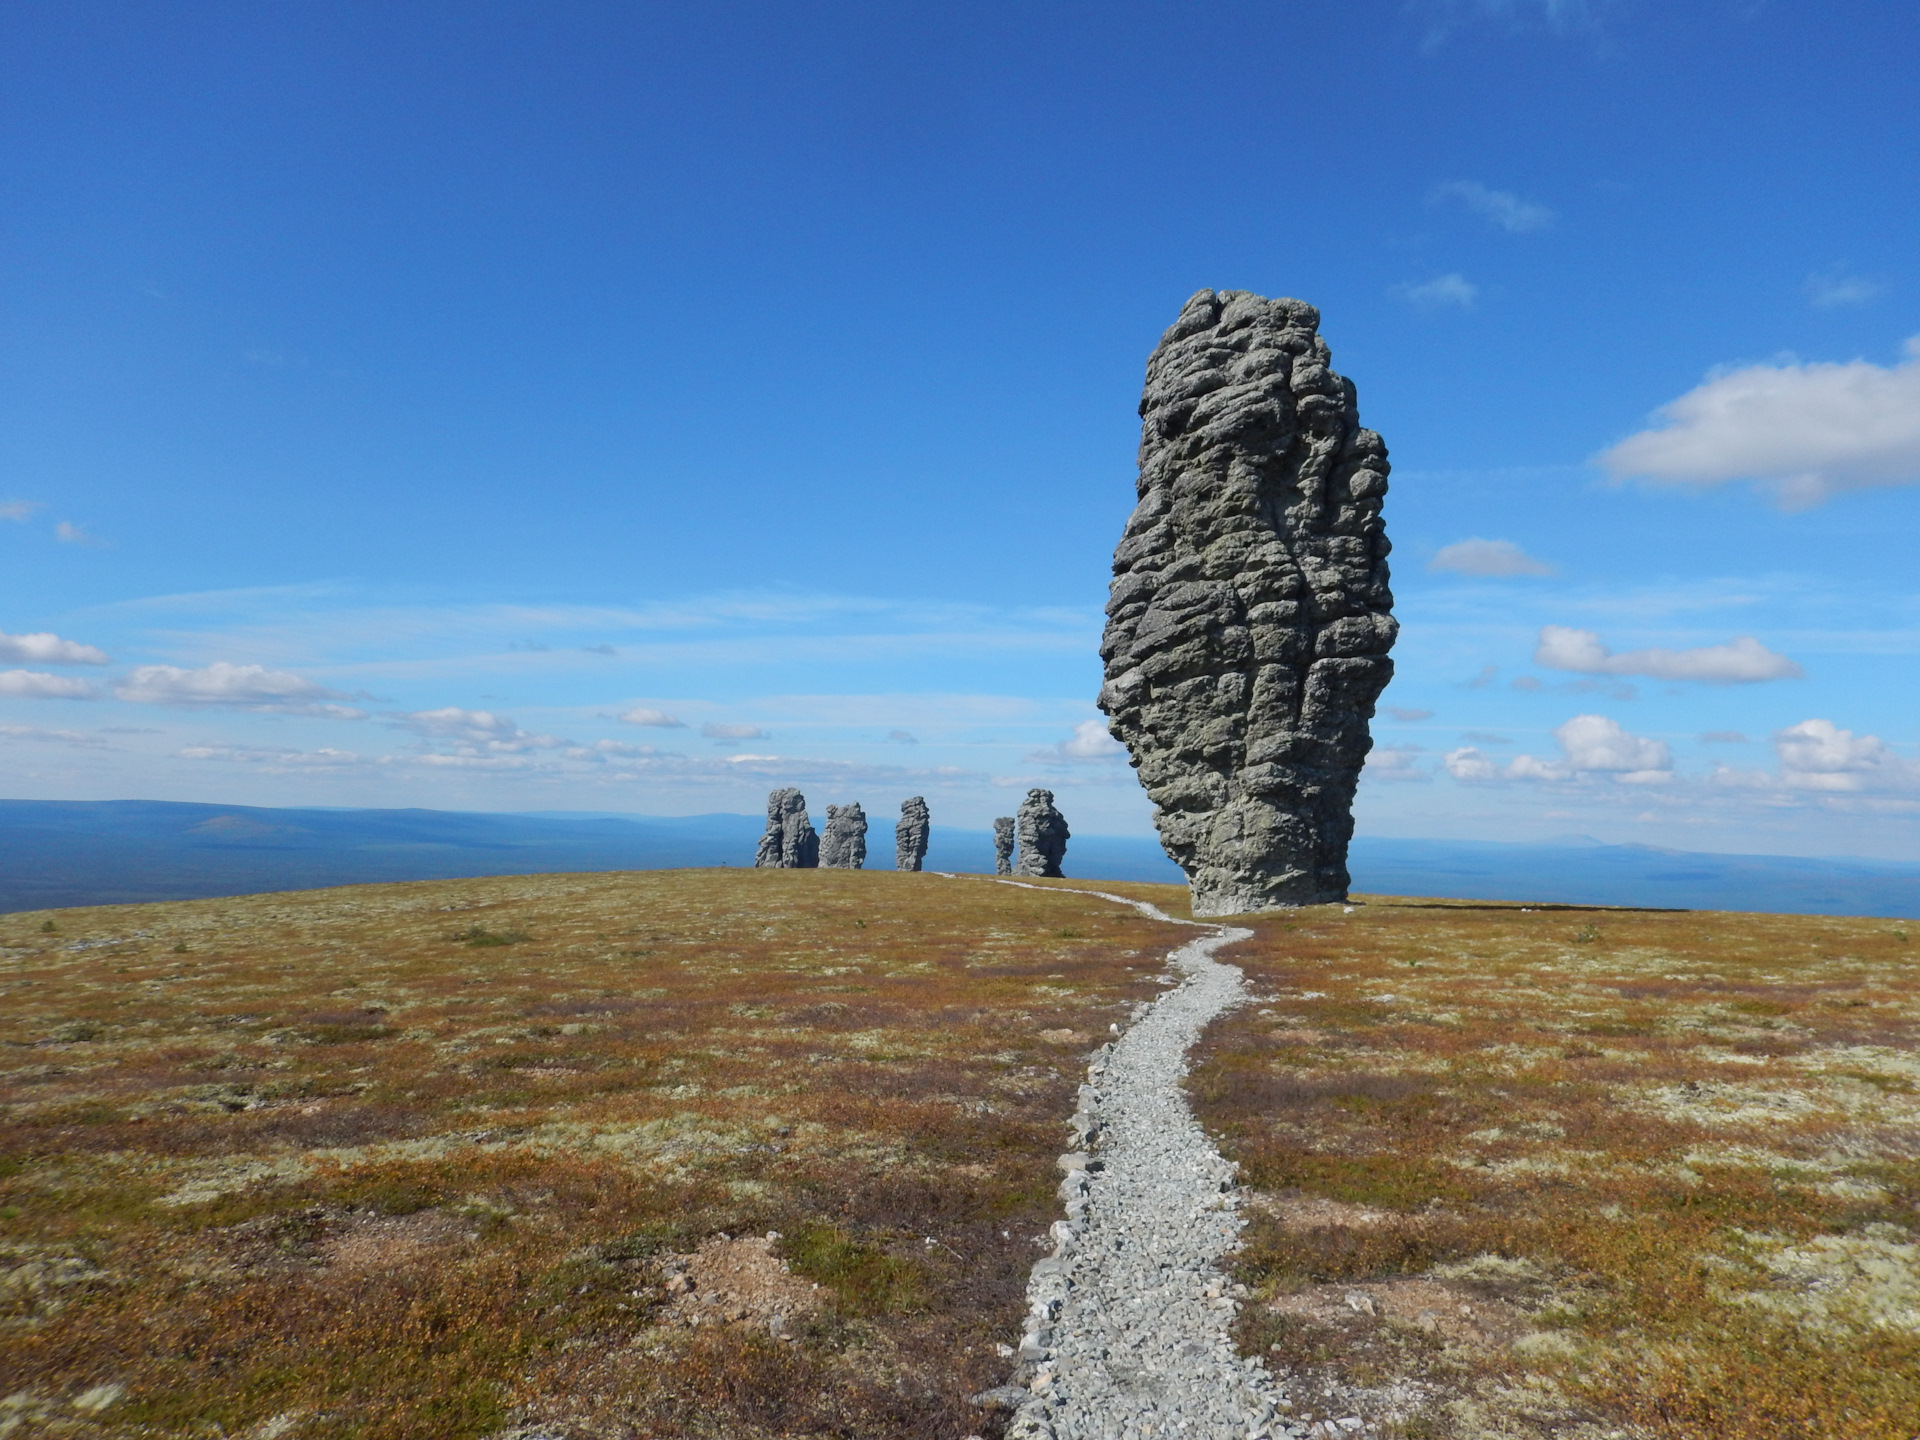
[{"left": 976, "top": 878, "right": 1316, "bottom": 1440}]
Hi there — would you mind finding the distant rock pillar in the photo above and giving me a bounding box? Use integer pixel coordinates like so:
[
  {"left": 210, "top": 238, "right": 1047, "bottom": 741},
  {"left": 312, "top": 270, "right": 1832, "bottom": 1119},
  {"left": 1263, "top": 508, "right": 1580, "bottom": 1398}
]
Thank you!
[
  {"left": 820, "top": 802, "right": 868, "bottom": 869},
  {"left": 754, "top": 788, "right": 819, "bottom": 869},
  {"left": 1013, "top": 789, "right": 1068, "bottom": 878},
  {"left": 895, "top": 796, "right": 931, "bottom": 872},
  {"left": 993, "top": 816, "right": 1015, "bottom": 875}
]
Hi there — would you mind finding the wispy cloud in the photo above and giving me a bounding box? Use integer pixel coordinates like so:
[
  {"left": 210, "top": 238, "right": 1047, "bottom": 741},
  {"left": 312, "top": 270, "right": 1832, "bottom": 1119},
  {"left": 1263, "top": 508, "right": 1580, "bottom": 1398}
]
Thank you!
[
  {"left": 1394, "top": 273, "right": 1478, "bottom": 309},
  {"left": 1534, "top": 626, "right": 1802, "bottom": 683},
  {"left": 1383, "top": 706, "right": 1435, "bottom": 722},
  {"left": 1805, "top": 265, "right": 1886, "bottom": 310},
  {"left": 116, "top": 662, "right": 367, "bottom": 718},
  {"left": 0, "top": 723, "right": 110, "bottom": 747},
  {"left": 1361, "top": 744, "right": 1430, "bottom": 783},
  {"left": 1413, "top": 0, "right": 1608, "bottom": 47},
  {"left": 618, "top": 707, "right": 685, "bottom": 728},
  {"left": 702, "top": 722, "right": 766, "bottom": 741},
  {"left": 1430, "top": 180, "right": 1554, "bottom": 233},
  {"left": 0, "top": 500, "right": 41, "bottom": 523},
  {"left": 887, "top": 729, "right": 918, "bottom": 744},
  {"left": 55, "top": 521, "right": 102, "bottom": 545},
  {"left": 1428, "top": 538, "right": 1554, "bottom": 577},
  {"left": 393, "top": 707, "right": 564, "bottom": 754},
  {"left": 1596, "top": 338, "right": 1920, "bottom": 508},
  {"left": 0, "top": 631, "right": 110, "bottom": 665},
  {"left": 0, "top": 670, "right": 97, "bottom": 699}
]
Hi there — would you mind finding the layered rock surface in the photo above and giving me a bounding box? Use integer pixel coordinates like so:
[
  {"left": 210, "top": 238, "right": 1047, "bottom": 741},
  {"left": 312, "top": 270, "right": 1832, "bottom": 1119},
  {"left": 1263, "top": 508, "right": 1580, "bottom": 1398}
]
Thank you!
[
  {"left": 894, "top": 796, "right": 930, "bottom": 872},
  {"left": 994, "top": 816, "right": 1016, "bottom": 876},
  {"left": 1097, "top": 289, "right": 1396, "bottom": 916},
  {"left": 819, "top": 802, "right": 867, "bottom": 869},
  {"left": 753, "top": 788, "right": 819, "bottom": 869},
  {"left": 1013, "top": 789, "right": 1069, "bottom": 878}
]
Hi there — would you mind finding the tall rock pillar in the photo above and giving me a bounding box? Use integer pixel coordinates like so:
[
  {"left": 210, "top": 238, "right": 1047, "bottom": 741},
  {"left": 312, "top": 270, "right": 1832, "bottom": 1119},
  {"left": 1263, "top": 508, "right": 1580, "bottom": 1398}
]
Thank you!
[
  {"left": 820, "top": 802, "right": 868, "bottom": 869},
  {"left": 1013, "top": 789, "right": 1069, "bottom": 878},
  {"left": 1097, "top": 290, "right": 1396, "bottom": 916},
  {"left": 894, "top": 796, "right": 930, "bottom": 872},
  {"left": 753, "top": 788, "right": 820, "bottom": 869},
  {"left": 993, "top": 816, "right": 1015, "bottom": 875}
]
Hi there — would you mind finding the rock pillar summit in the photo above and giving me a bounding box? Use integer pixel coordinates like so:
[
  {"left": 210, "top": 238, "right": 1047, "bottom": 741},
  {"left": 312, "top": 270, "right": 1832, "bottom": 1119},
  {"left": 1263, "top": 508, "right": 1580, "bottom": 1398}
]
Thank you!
[{"left": 1097, "top": 289, "right": 1397, "bottom": 916}]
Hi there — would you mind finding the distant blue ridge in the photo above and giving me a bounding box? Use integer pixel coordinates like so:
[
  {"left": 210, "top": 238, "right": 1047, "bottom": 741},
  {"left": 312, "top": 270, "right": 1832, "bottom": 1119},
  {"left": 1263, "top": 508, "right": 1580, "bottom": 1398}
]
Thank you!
[{"left": 0, "top": 799, "right": 1914, "bottom": 918}]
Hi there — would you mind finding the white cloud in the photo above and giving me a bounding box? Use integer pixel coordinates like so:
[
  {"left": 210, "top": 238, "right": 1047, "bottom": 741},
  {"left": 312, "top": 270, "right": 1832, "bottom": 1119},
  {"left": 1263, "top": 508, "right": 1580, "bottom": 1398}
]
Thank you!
[
  {"left": 1773, "top": 719, "right": 1919, "bottom": 793},
  {"left": 1428, "top": 538, "right": 1554, "bottom": 577},
  {"left": 1362, "top": 744, "right": 1430, "bottom": 782},
  {"left": 1450, "top": 715, "right": 1672, "bottom": 785},
  {"left": 1505, "top": 752, "right": 1570, "bottom": 781},
  {"left": 1395, "top": 273, "right": 1478, "bottom": 309},
  {"left": 1444, "top": 747, "right": 1502, "bottom": 782},
  {"left": 1554, "top": 713, "right": 1672, "bottom": 778},
  {"left": 55, "top": 521, "right": 100, "bottom": 545},
  {"left": 1029, "top": 719, "right": 1129, "bottom": 765},
  {"left": 1806, "top": 265, "right": 1886, "bottom": 310},
  {"left": 0, "top": 630, "right": 109, "bottom": 665},
  {"left": 0, "top": 670, "right": 97, "bottom": 699},
  {"left": 118, "top": 662, "right": 366, "bottom": 718},
  {"left": 396, "top": 707, "right": 564, "bottom": 753},
  {"left": 1430, "top": 180, "right": 1554, "bottom": 234},
  {"left": 618, "top": 707, "right": 684, "bottom": 727},
  {"left": 0, "top": 500, "right": 40, "bottom": 522},
  {"left": 1534, "top": 626, "right": 1801, "bottom": 683},
  {"left": 702, "top": 722, "right": 766, "bottom": 740},
  {"left": 1596, "top": 338, "right": 1920, "bottom": 507}
]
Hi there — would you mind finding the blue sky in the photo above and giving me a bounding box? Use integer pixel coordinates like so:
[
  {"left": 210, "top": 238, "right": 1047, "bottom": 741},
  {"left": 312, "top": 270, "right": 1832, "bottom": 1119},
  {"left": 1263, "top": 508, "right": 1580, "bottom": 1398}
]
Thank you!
[{"left": 3, "top": 1, "right": 1918, "bottom": 857}]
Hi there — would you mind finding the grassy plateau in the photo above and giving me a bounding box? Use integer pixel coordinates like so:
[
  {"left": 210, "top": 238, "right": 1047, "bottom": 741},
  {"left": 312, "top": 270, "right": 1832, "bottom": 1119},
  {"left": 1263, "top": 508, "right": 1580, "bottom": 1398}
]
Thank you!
[
  {"left": 1, "top": 869, "right": 1916, "bottom": 1439},
  {"left": 1195, "top": 897, "right": 1920, "bottom": 1439}
]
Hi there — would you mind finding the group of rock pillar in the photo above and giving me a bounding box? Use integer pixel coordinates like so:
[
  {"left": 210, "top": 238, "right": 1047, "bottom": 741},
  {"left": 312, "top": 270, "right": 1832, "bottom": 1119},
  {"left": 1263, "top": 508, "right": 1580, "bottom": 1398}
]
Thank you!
[
  {"left": 753, "top": 790, "right": 928, "bottom": 871},
  {"left": 753, "top": 786, "right": 1070, "bottom": 876}
]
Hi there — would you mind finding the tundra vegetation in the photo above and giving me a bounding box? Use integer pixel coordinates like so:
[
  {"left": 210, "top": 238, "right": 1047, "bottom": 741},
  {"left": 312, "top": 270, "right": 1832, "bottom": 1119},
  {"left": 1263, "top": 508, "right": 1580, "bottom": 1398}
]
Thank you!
[
  {"left": 3, "top": 876, "right": 1916, "bottom": 1440},
  {"left": 0, "top": 870, "right": 1172, "bottom": 1439},
  {"left": 1191, "top": 898, "right": 1920, "bottom": 1439}
]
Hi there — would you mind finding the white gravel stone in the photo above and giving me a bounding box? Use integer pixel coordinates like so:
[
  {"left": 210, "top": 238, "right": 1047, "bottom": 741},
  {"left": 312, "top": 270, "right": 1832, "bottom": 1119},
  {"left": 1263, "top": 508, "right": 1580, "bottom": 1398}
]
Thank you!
[{"left": 988, "top": 880, "right": 1306, "bottom": 1440}]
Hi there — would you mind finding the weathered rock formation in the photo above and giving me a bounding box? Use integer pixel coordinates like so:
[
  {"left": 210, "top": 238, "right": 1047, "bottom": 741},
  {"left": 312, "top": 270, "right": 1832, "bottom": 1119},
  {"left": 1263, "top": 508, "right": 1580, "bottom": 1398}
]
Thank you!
[
  {"left": 894, "top": 796, "right": 930, "bottom": 872},
  {"left": 993, "top": 816, "right": 1015, "bottom": 876},
  {"left": 753, "top": 788, "right": 819, "bottom": 869},
  {"left": 1013, "top": 788, "right": 1069, "bottom": 878},
  {"left": 819, "top": 802, "right": 868, "bottom": 869},
  {"left": 1097, "top": 289, "right": 1396, "bottom": 916}
]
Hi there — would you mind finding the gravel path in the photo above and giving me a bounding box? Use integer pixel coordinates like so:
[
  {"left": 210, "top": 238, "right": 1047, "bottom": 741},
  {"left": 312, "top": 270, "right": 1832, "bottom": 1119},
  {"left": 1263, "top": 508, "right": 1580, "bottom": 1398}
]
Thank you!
[{"left": 981, "top": 880, "right": 1309, "bottom": 1440}]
